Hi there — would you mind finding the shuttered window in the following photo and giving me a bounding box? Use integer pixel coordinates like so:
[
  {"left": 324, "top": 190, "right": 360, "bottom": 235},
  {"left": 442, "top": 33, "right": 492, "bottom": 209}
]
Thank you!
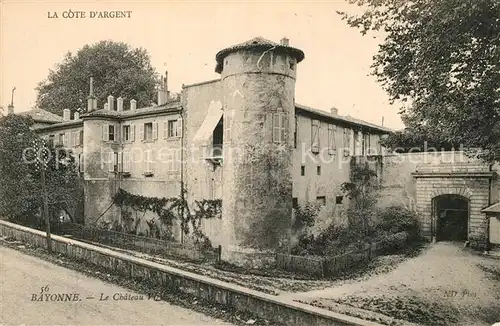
[
  {"left": 62, "top": 133, "right": 68, "bottom": 147},
  {"left": 311, "top": 119, "right": 320, "bottom": 153},
  {"left": 122, "top": 152, "right": 131, "bottom": 173},
  {"left": 144, "top": 150, "right": 154, "bottom": 174},
  {"left": 328, "top": 124, "right": 336, "bottom": 155},
  {"left": 72, "top": 131, "right": 78, "bottom": 147},
  {"left": 343, "top": 128, "right": 351, "bottom": 156},
  {"left": 139, "top": 124, "right": 144, "bottom": 141},
  {"left": 272, "top": 113, "right": 289, "bottom": 144},
  {"left": 102, "top": 124, "right": 118, "bottom": 142},
  {"left": 78, "top": 154, "right": 84, "bottom": 172}
]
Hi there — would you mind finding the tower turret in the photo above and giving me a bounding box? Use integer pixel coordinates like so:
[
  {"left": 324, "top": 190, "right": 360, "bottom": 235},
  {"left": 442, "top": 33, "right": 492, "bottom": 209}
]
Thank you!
[{"left": 216, "top": 37, "right": 304, "bottom": 252}]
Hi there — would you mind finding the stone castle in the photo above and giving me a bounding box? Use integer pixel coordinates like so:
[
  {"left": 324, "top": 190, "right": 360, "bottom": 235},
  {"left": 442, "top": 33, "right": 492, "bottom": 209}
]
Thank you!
[{"left": 15, "top": 37, "right": 500, "bottom": 251}]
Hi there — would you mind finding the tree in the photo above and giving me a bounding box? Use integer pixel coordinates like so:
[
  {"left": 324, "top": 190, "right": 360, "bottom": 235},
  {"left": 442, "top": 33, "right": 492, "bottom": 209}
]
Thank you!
[
  {"left": 0, "top": 114, "right": 83, "bottom": 226},
  {"left": 36, "top": 41, "right": 159, "bottom": 116},
  {"left": 339, "top": 0, "right": 500, "bottom": 161}
]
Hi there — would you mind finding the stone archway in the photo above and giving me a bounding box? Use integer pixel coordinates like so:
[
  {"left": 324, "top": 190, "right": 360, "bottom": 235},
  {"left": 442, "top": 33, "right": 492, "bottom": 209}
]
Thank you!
[
  {"left": 432, "top": 194, "right": 469, "bottom": 242},
  {"left": 412, "top": 165, "right": 494, "bottom": 248}
]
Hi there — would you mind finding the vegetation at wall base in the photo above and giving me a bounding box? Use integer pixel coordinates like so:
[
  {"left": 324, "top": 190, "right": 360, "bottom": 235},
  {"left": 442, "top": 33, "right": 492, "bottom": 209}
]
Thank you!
[
  {"left": 292, "top": 161, "right": 421, "bottom": 257},
  {"left": 112, "top": 187, "right": 221, "bottom": 249}
]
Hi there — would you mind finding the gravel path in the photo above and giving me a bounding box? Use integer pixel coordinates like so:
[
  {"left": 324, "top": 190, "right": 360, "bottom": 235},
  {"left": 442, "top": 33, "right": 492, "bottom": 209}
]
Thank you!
[{"left": 289, "top": 242, "right": 500, "bottom": 326}]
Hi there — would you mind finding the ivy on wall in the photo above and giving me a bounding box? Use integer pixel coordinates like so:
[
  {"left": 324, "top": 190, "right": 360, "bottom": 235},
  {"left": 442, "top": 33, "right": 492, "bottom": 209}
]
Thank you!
[
  {"left": 341, "top": 159, "right": 380, "bottom": 237},
  {"left": 112, "top": 187, "right": 222, "bottom": 246}
]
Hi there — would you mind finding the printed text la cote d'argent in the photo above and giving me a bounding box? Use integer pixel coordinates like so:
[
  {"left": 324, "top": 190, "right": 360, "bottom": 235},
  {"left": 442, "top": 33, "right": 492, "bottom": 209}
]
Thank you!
[{"left": 47, "top": 10, "right": 132, "bottom": 19}]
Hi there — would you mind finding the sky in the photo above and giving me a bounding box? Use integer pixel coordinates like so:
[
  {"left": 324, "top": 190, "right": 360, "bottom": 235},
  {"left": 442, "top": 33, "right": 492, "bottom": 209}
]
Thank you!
[{"left": 0, "top": 0, "right": 405, "bottom": 130}]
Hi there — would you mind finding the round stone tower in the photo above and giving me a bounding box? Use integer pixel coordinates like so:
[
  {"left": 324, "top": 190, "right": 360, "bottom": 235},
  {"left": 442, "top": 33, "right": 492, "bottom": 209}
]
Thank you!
[{"left": 215, "top": 37, "right": 304, "bottom": 252}]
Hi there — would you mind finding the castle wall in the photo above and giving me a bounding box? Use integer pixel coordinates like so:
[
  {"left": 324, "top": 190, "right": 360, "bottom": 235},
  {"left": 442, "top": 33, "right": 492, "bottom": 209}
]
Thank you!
[
  {"left": 182, "top": 80, "right": 225, "bottom": 245},
  {"left": 358, "top": 152, "right": 499, "bottom": 248}
]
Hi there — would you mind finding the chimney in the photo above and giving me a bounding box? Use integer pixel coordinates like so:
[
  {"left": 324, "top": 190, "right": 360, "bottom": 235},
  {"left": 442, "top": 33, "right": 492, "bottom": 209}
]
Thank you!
[
  {"left": 7, "top": 104, "right": 14, "bottom": 115},
  {"left": 63, "top": 109, "right": 71, "bottom": 121},
  {"left": 331, "top": 107, "right": 338, "bottom": 116},
  {"left": 104, "top": 103, "right": 109, "bottom": 111},
  {"left": 165, "top": 71, "right": 169, "bottom": 100},
  {"left": 280, "top": 37, "right": 289, "bottom": 46},
  {"left": 157, "top": 71, "right": 168, "bottom": 105},
  {"left": 117, "top": 97, "right": 123, "bottom": 111},
  {"left": 107, "top": 95, "right": 114, "bottom": 111},
  {"left": 130, "top": 99, "right": 136, "bottom": 111},
  {"left": 87, "top": 77, "right": 97, "bottom": 112},
  {"left": 74, "top": 112, "right": 80, "bottom": 120}
]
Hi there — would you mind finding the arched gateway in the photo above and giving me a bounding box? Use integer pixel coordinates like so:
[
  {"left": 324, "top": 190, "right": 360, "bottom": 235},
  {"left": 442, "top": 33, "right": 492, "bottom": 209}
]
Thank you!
[{"left": 412, "top": 163, "right": 494, "bottom": 249}]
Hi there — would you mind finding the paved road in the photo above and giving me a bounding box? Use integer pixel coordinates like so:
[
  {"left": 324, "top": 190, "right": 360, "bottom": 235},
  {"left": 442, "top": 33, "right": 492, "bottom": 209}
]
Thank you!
[{"left": 0, "top": 246, "right": 232, "bottom": 325}]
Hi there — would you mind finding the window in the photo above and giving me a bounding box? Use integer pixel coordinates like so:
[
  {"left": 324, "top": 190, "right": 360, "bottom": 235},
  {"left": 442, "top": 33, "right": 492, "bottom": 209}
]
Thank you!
[
  {"left": 123, "top": 124, "right": 135, "bottom": 142},
  {"left": 336, "top": 196, "right": 344, "bottom": 205},
  {"left": 140, "top": 122, "right": 157, "bottom": 141},
  {"left": 144, "top": 150, "right": 154, "bottom": 176},
  {"left": 109, "top": 125, "right": 115, "bottom": 141},
  {"left": 328, "top": 124, "right": 336, "bottom": 155},
  {"left": 165, "top": 118, "right": 182, "bottom": 138},
  {"left": 301, "top": 165, "right": 305, "bottom": 176},
  {"left": 363, "top": 133, "right": 370, "bottom": 155},
  {"left": 316, "top": 196, "right": 326, "bottom": 206},
  {"left": 354, "top": 131, "right": 361, "bottom": 155},
  {"left": 78, "top": 154, "right": 84, "bottom": 173},
  {"left": 317, "top": 166, "right": 321, "bottom": 175},
  {"left": 168, "top": 120, "right": 178, "bottom": 138},
  {"left": 294, "top": 115, "right": 298, "bottom": 149},
  {"left": 289, "top": 62, "right": 295, "bottom": 70},
  {"left": 292, "top": 197, "right": 298, "bottom": 209},
  {"left": 113, "top": 152, "right": 118, "bottom": 172},
  {"left": 145, "top": 123, "right": 153, "bottom": 140},
  {"left": 311, "top": 119, "right": 320, "bottom": 153},
  {"left": 58, "top": 133, "right": 65, "bottom": 146},
  {"left": 272, "top": 112, "right": 289, "bottom": 144},
  {"left": 123, "top": 125, "right": 130, "bottom": 141},
  {"left": 103, "top": 151, "right": 118, "bottom": 173},
  {"left": 72, "top": 130, "right": 83, "bottom": 147},
  {"left": 48, "top": 135, "right": 55, "bottom": 147},
  {"left": 122, "top": 152, "right": 131, "bottom": 173},
  {"left": 343, "top": 128, "right": 351, "bottom": 156},
  {"left": 102, "top": 124, "right": 118, "bottom": 142}
]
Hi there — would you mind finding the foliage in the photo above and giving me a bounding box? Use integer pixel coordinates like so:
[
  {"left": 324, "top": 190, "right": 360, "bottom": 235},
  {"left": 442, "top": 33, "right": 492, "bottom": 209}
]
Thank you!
[
  {"left": 380, "top": 129, "right": 457, "bottom": 153},
  {"left": 36, "top": 40, "right": 159, "bottom": 116},
  {"left": 112, "top": 187, "right": 222, "bottom": 246},
  {"left": 0, "top": 114, "right": 83, "bottom": 226},
  {"left": 376, "top": 206, "right": 421, "bottom": 238},
  {"left": 292, "top": 202, "right": 319, "bottom": 231},
  {"left": 339, "top": 0, "right": 500, "bottom": 161},
  {"left": 341, "top": 160, "right": 379, "bottom": 236}
]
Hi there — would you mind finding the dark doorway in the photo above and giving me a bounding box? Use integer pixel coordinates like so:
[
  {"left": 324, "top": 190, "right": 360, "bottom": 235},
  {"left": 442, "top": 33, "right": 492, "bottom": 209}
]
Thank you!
[{"left": 433, "top": 195, "right": 469, "bottom": 241}]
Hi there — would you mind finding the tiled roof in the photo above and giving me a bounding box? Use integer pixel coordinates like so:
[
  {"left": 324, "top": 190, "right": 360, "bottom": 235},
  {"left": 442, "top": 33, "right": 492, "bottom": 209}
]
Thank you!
[
  {"left": 295, "top": 103, "right": 393, "bottom": 133},
  {"left": 215, "top": 37, "right": 305, "bottom": 73},
  {"left": 80, "top": 100, "right": 182, "bottom": 120},
  {"left": 19, "top": 108, "right": 64, "bottom": 123},
  {"left": 34, "top": 120, "right": 83, "bottom": 131}
]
